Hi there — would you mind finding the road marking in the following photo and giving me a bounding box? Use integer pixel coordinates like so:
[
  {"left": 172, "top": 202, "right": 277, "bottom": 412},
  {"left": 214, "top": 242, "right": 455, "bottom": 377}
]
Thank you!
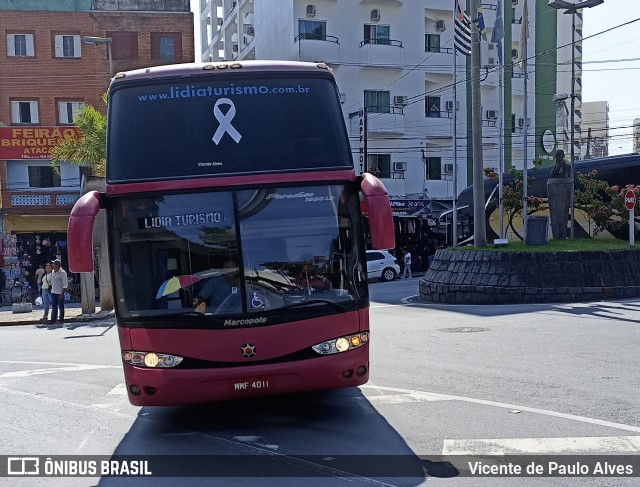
[
  {"left": 0, "top": 364, "right": 118, "bottom": 378},
  {"left": 0, "top": 387, "right": 136, "bottom": 421},
  {"left": 364, "top": 392, "right": 452, "bottom": 405},
  {"left": 107, "top": 383, "right": 128, "bottom": 395},
  {"left": 361, "top": 384, "right": 640, "bottom": 434},
  {"left": 442, "top": 435, "right": 640, "bottom": 455}
]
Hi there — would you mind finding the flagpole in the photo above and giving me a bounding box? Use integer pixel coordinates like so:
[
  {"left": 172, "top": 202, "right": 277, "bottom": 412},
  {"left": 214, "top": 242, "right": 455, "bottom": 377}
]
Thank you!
[
  {"left": 521, "top": 0, "right": 529, "bottom": 241},
  {"left": 497, "top": 2, "right": 504, "bottom": 240},
  {"left": 452, "top": 5, "right": 458, "bottom": 247}
]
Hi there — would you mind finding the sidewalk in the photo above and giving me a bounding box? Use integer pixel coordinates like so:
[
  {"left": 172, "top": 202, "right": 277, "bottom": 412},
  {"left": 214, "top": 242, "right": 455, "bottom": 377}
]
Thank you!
[{"left": 0, "top": 302, "right": 114, "bottom": 327}]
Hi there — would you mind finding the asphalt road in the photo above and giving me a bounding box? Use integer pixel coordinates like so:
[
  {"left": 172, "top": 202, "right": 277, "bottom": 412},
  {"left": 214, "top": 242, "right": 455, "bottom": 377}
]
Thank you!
[{"left": 0, "top": 277, "right": 639, "bottom": 486}]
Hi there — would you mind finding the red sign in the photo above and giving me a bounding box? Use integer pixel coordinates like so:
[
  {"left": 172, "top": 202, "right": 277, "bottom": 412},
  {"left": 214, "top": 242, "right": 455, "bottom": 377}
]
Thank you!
[
  {"left": 625, "top": 190, "right": 636, "bottom": 211},
  {"left": 0, "top": 126, "right": 80, "bottom": 160}
]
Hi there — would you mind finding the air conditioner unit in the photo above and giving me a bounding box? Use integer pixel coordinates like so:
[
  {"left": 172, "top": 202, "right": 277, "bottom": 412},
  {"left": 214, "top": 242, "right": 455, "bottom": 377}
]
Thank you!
[
  {"left": 371, "top": 9, "right": 381, "bottom": 22},
  {"left": 436, "top": 20, "right": 445, "bottom": 32},
  {"left": 394, "top": 95, "right": 407, "bottom": 106},
  {"left": 486, "top": 110, "right": 498, "bottom": 120},
  {"left": 518, "top": 117, "right": 531, "bottom": 127},
  {"left": 306, "top": 4, "right": 316, "bottom": 17},
  {"left": 445, "top": 101, "right": 459, "bottom": 111},
  {"left": 444, "top": 163, "right": 454, "bottom": 173},
  {"left": 393, "top": 161, "right": 407, "bottom": 172}
]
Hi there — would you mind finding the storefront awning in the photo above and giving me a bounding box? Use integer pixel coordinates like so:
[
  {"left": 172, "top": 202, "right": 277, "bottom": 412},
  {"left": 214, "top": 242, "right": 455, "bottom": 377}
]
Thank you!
[{"left": 4, "top": 215, "right": 70, "bottom": 233}]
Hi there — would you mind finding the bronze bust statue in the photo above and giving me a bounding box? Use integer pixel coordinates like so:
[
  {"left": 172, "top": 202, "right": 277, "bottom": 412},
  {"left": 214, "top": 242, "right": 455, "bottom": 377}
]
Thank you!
[{"left": 551, "top": 149, "right": 570, "bottom": 178}]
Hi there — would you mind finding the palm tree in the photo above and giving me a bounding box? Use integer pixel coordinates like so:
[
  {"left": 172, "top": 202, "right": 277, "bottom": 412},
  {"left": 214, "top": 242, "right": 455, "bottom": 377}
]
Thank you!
[
  {"left": 50, "top": 94, "right": 113, "bottom": 312},
  {"left": 50, "top": 94, "right": 107, "bottom": 177}
]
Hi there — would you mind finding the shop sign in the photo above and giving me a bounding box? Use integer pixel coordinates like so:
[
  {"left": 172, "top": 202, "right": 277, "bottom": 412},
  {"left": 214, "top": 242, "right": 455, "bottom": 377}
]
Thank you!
[
  {"left": 390, "top": 198, "right": 432, "bottom": 217},
  {"left": 0, "top": 126, "right": 80, "bottom": 160}
]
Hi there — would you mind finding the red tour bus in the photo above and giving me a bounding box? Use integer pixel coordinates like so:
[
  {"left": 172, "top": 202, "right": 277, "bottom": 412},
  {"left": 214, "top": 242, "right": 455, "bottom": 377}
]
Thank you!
[{"left": 68, "top": 61, "right": 394, "bottom": 406}]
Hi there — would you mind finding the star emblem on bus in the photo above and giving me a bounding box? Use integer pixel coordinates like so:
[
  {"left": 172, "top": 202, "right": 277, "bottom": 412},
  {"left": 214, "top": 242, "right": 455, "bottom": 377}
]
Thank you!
[{"left": 241, "top": 343, "right": 256, "bottom": 359}]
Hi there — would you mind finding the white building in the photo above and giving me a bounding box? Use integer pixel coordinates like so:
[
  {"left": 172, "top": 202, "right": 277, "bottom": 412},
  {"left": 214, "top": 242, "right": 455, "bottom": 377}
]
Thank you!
[
  {"left": 581, "top": 101, "right": 609, "bottom": 158},
  {"left": 196, "top": 0, "right": 576, "bottom": 203}
]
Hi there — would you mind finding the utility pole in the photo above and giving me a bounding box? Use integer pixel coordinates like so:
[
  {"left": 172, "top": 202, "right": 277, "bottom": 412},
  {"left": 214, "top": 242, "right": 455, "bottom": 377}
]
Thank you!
[{"left": 470, "top": 0, "right": 486, "bottom": 247}]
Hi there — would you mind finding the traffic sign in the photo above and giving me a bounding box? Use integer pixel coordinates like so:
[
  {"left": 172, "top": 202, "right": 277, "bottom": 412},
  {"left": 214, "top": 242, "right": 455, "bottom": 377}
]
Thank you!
[{"left": 624, "top": 190, "right": 636, "bottom": 211}]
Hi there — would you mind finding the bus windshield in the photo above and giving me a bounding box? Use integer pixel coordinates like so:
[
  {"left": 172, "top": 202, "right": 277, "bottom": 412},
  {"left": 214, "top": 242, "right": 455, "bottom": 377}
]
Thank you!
[
  {"left": 111, "top": 183, "right": 367, "bottom": 323},
  {"left": 107, "top": 74, "right": 352, "bottom": 183}
]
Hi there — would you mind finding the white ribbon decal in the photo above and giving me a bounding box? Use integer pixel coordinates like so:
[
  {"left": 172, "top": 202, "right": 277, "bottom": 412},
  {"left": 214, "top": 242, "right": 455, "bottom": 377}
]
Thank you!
[{"left": 212, "top": 98, "right": 242, "bottom": 145}]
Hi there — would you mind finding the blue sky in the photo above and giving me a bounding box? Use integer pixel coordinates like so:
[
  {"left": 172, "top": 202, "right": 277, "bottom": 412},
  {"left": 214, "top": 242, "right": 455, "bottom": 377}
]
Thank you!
[{"left": 583, "top": 0, "right": 640, "bottom": 154}]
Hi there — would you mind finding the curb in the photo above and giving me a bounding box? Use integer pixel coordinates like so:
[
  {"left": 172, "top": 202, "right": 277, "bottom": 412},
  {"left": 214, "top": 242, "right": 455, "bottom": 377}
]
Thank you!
[{"left": 0, "top": 311, "right": 115, "bottom": 327}]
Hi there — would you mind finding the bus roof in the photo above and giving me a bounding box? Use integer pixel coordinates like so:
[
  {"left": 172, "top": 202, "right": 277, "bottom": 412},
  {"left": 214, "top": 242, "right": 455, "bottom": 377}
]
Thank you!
[{"left": 110, "top": 61, "right": 335, "bottom": 86}]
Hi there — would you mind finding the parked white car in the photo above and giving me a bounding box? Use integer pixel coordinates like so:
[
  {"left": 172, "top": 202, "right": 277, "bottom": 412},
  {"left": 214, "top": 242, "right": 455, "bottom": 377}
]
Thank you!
[{"left": 366, "top": 250, "right": 400, "bottom": 282}]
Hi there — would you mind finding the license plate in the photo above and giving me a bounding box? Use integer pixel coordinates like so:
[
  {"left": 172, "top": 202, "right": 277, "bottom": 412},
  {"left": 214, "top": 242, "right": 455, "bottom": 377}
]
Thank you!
[{"left": 230, "top": 377, "right": 272, "bottom": 392}]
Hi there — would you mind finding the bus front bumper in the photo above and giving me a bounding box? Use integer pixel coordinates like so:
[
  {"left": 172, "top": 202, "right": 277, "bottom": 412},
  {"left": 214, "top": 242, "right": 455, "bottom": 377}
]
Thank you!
[{"left": 122, "top": 345, "right": 369, "bottom": 406}]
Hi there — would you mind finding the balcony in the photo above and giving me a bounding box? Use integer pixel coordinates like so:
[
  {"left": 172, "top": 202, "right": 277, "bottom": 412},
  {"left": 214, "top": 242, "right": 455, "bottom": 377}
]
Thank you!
[
  {"left": 295, "top": 34, "right": 340, "bottom": 63},
  {"left": 359, "top": 38, "right": 404, "bottom": 66},
  {"left": 349, "top": 107, "right": 406, "bottom": 136}
]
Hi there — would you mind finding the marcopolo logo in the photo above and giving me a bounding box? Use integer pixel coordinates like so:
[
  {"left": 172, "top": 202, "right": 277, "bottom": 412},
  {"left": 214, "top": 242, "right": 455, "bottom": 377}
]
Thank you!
[{"left": 224, "top": 317, "right": 267, "bottom": 327}]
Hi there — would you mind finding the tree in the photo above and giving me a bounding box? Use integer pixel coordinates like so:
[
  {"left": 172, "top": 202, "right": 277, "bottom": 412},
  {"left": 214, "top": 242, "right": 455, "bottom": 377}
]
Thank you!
[
  {"left": 575, "top": 170, "right": 640, "bottom": 236},
  {"left": 50, "top": 94, "right": 107, "bottom": 177},
  {"left": 50, "top": 94, "right": 112, "bottom": 312},
  {"left": 484, "top": 159, "right": 546, "bottom": 241}
]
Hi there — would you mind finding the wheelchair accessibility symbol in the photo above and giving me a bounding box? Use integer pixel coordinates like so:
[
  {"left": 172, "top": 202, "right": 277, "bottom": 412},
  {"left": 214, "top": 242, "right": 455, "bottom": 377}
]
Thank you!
[{"left": 249, "top": 291, "right": 267, "bottom": 310}]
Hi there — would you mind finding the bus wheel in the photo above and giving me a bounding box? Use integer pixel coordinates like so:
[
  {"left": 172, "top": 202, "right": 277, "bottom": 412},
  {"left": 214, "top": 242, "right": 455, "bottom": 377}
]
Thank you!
[{"left": 380, "top": 268, "right": 396, "bottom": 282}]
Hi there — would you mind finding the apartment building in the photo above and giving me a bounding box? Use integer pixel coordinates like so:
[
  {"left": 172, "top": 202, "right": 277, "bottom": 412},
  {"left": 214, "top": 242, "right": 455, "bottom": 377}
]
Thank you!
[
  {"left": 581, "top": 101, "right": 609, "bottom": 158},
  {"left": 0, "top": 0, "right": 193, "bottom": 295},
  {"left": 196, "top": 0, "right": 576, "bottom": 205}
]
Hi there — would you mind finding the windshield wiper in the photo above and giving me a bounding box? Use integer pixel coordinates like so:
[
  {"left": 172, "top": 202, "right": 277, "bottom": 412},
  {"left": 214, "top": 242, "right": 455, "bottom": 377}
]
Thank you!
[{"left": 280, "top": 298, "right": 352, "bottom": 311}]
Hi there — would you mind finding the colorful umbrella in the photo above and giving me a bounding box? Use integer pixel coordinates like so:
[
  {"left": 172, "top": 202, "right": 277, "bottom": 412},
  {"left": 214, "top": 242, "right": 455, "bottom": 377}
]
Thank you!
[{"left": 156, "top": 275, "right": 202, "bottom": 299}]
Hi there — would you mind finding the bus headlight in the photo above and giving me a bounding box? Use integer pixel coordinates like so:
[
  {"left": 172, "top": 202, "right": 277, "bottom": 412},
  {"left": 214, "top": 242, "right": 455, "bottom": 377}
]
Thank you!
[
  {"left": 122, "top": 351, "right": 184, "bottom": 368},
  {"left": 311, "top": 332, "right": 369, "bottom": 355}
]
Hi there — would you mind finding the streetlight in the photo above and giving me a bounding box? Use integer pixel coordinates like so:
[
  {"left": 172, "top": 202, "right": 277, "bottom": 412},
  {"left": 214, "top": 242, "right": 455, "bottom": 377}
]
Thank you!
[
  {"left": 81, "top": 35, "right": 113, "bottom": 79},
  {"left": 548, "top": 0, "right": 604, "bottom": 238}
]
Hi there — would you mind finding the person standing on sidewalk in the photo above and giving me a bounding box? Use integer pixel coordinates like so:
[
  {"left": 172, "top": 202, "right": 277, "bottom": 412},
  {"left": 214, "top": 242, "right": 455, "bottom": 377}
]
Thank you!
[
  {"left": 50, "top": 259, "right": 68, "bottom": 324},
  {"left": 402, "top": 248, "right": 412, "bottom": 279},
  {"left": 40, "top": 262, "right": 53, "bottom": 321}
]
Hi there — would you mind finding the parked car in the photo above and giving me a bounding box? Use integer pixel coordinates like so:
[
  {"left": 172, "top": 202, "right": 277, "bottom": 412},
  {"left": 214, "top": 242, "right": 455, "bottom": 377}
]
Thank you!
[{"left": 366, "top": 250, "right": 400, "bottom": 282}]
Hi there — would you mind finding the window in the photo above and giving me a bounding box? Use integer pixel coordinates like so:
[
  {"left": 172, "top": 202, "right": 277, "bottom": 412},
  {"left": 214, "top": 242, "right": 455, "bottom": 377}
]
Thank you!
[
  {"left": 159, "top": 36, "right": 174, "bottom": 60},
  {"left": 511, "top": 113, "right": 516, "bottom": 133},
  {"left": 58, "top": 101, "right": 83, "bottom": 124},
  {"left": 28, "top": 166, "right": 61, "bottom": 188},
  {"left": 151, "top": 33, "right": 181, "bottom": 61},
  {"left": 10, "top": 101, "right": 39, "bottom": 124},
  {"left": 108, "top": 32, "right": 138, "bottom": 60},
  {"left": 425, "top": 34, "right": 440, "bottom": 53},
  {"left": 298, "top": 20, "right": 327, "bottom": 40},
  {"left": 426, "top": 96, "right": 441, "bottom": 118},
  {"left": 364, "top": 24, "right": 390, "bottom": 45},
  {"left": 368, "top": 154, "right": 391, "bottom": 179},
  {"left": 54, "top": 35, "right": 81, "bottom": 58},
  {"left": 7, "top": 33, "right": 34, "bottom": 57},
  {"left": 364, "top": 90, "right": 390, "bottom": 114},
  {"left": 426, "top": 157, "right": 442, "bottom": 180}
]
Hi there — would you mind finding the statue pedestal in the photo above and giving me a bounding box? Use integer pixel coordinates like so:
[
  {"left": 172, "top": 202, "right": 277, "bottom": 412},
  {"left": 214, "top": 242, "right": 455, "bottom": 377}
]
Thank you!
[{"left": 547, "top": 177, "right": 571, "bottom": 240}]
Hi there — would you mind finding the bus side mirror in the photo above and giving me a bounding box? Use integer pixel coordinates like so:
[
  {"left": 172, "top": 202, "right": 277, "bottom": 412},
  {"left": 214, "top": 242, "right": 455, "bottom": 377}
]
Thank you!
[
  {"left": 360, "top": 173, "right": 395, "bottom": 251},
  {"left": 68, "top": 190, "right": 101, "bottom": 272}
]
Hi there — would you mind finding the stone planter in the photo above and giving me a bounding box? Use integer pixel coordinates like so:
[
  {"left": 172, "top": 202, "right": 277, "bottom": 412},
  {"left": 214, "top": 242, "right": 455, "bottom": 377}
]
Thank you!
[
  {"left": 12, "top": 303, "right": 33, "bottom": 314},
  {"left": 420, "top": 248, "right": 640, "bottom": 304}
]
